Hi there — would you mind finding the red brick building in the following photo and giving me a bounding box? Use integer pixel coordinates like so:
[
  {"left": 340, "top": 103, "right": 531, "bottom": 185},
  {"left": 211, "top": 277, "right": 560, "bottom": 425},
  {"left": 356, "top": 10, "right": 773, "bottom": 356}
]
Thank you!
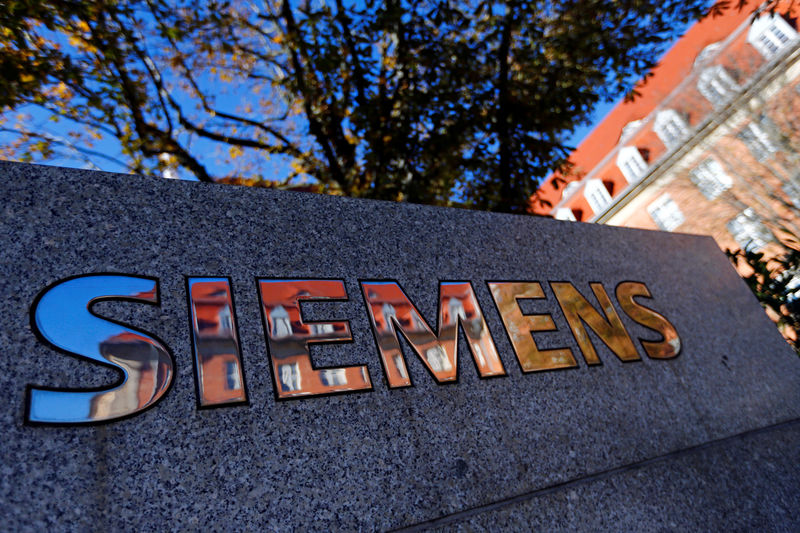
[{"left": 533, "top": 0, "right": 800, "bottom": 264}]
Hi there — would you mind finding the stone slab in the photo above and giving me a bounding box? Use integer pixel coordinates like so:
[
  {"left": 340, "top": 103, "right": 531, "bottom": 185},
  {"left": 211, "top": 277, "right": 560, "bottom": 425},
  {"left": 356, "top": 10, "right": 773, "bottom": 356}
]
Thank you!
[
  {"left": 428, "top": 420, "right": 800, "bottom": 532},
  {"left": 0, "top": 161, "right": 798, "bottom": 531}
]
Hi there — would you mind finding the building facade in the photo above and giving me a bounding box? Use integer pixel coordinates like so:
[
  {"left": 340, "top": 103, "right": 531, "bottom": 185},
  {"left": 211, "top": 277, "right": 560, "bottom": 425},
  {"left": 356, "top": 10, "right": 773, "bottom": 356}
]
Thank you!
[{"left": 532, "top": 0, "right": 800, "bottom": 339}]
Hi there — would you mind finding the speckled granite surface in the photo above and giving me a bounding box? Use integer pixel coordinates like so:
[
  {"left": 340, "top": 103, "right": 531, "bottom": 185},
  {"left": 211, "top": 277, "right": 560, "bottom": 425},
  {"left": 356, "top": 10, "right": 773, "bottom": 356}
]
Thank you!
[
  {"left": 426, "top": 420, "right": 800, "bottom": 532},
  {"left": 0, "top": 161, "right": 798, "bottom": 531}
]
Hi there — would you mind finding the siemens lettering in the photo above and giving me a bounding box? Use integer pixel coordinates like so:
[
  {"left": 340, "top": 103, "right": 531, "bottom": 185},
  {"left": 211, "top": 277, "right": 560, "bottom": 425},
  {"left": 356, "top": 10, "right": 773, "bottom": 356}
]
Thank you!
[{"left": 25, "top": 274, "right": 679, "bottom": 424}]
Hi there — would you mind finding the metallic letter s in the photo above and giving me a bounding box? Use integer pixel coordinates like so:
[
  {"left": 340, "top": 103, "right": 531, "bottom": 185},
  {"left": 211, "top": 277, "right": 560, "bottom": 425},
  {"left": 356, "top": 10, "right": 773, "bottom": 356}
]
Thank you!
[
  {"left": 26, "top": 274, "right": 174, "bottom": 424},
  {"left": 616, "top": 282, "right": 681, "bottom": 359},
  {"left": 551, "top": 282, "right": 640, "bottom": 365}
]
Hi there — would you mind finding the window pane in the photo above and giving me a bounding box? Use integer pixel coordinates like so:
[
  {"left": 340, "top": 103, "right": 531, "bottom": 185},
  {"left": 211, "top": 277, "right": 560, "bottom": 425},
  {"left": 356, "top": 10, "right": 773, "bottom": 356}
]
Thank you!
[
  {"left": 647, "top": 194, "right": 685, "bottom": 231},
  {"left": 726, "top": 209, "right": 773, "bottom": 251}
]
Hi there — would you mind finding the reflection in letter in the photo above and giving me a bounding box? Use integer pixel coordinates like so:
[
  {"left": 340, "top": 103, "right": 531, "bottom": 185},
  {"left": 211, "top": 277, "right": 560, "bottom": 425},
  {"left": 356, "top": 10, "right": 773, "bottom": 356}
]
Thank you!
[
  {"left": 616, "top": 282, "right": 681, "bottom": 359},
  {"left": 361, "top": 281, "right": 505, "bottom": 387},
  {"left": 551, "top": 282, "right": 639, "bottom": 365},
  {"left": 187, "top": 278, "right": 247, "bottom": 407},
  {"left": 27, "top": 275, "right": 174, "bottom": 424},
  {"left": 258, "top": 279, "right": 371, "bottom": 399},
  {"left": 488, "top": 282, "right": 576, "bottom": 372}
]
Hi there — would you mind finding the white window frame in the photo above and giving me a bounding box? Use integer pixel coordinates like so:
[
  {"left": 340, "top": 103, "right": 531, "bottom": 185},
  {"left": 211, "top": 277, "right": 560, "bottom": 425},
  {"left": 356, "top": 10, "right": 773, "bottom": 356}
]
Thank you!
[
  {"left": 583, "top": 179, "right": 612, "bottom": 215},
  {"left": 747, "top": 14, "right": 798, "bottom": 59},
  {"left": 647, "top": 194, "right": 685, "bottom": 232},
  {"left": 310, "top": 323, "right": 335, "bottom": 335},
  {"left": 780, "top": 270, "right": 800, "bottom": 302},
  {"left": 381, "top": 302, "right": 397, "bottom": 331},
  {"left": 654, "top": 109, "right": 690, "bottom": 149},
  {"left": 218, "top": 304, "right": 233, "bottom": 333},
  {"left": 616, "top": 146, "right": 648, "bottom": 183},
  {"left": 689, "top": 158, "right": 733, "bottom": 200},
  {"left": 225, "top": 360, "right": 242, "bottom": 391},
  {"left": 320, "top": 368, "right": 348, "bottom": 386},
  {"left": 279, "top": 362, "right": 301, "bottom": 392},
  {"left": 270, "top": 305, "right": 292, "bottom": 338},
  {"left": 447, "top": 297, "right": 466, "bottom": 324},
  {"left": 554, "top": 207, "right": 576, "bottom": 221},
  {"left": 727, "top": 208, "right": 773, "bottom": 251},
  {"left": 739, "top": 122, "right": 779, "bottom": 162},
  {"left": 698, "top": 66, "right": 739, "bottom": 106},
  {"left": 425, "top": 346, "right": 452, "bottom": 372}
]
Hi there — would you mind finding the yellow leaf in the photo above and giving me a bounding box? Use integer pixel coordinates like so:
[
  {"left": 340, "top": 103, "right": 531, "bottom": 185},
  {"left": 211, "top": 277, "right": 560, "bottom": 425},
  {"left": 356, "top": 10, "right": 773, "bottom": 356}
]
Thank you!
[
  {"left": 229, "top": 146, "right": 243, "bottom": 159},
  {"left": 290, "top": 160, "right": 305, "bottom": 174},
  {"left": 53, "top": 82, "right": 70, "bottom": 98}
]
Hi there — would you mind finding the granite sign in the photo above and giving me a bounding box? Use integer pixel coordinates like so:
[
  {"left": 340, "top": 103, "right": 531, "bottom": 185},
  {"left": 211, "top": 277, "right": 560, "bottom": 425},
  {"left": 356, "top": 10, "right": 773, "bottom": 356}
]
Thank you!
[{"left": 1, "top": 161, "right": 798, "bottom": 530}]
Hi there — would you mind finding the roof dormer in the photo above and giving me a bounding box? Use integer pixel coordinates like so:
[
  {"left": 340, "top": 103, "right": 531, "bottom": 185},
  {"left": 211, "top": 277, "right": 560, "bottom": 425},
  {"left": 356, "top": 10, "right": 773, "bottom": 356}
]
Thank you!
[
  {"left": 747, "top": 14, "right": 798, "bottom": 59},
  {"left": 654, "top": 109, "right": 690, "bottom": 149},
  {"left": 583, "top": 179, "right": 612, "bottom": 215},
  {"left": 616, "top": 146, "right": 648, "bottom": 183},
  {"left": 697, "top": 65, "right": 739, "bottom": 106}
]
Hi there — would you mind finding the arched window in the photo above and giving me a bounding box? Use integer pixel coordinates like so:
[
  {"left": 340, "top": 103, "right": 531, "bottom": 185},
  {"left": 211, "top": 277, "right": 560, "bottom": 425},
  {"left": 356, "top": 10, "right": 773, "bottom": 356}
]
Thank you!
[
  {"left": 654, "top": 109, "right": 690, "bottom": 149},
  {"left": 616, "top": 146, "right": 648, "bottom": 183},
  {"left": 747, "top": 14, "right": 798, "bottom": 59},
  {"left": 698, "top": 66, "right": 739, "bottom": 106}
]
